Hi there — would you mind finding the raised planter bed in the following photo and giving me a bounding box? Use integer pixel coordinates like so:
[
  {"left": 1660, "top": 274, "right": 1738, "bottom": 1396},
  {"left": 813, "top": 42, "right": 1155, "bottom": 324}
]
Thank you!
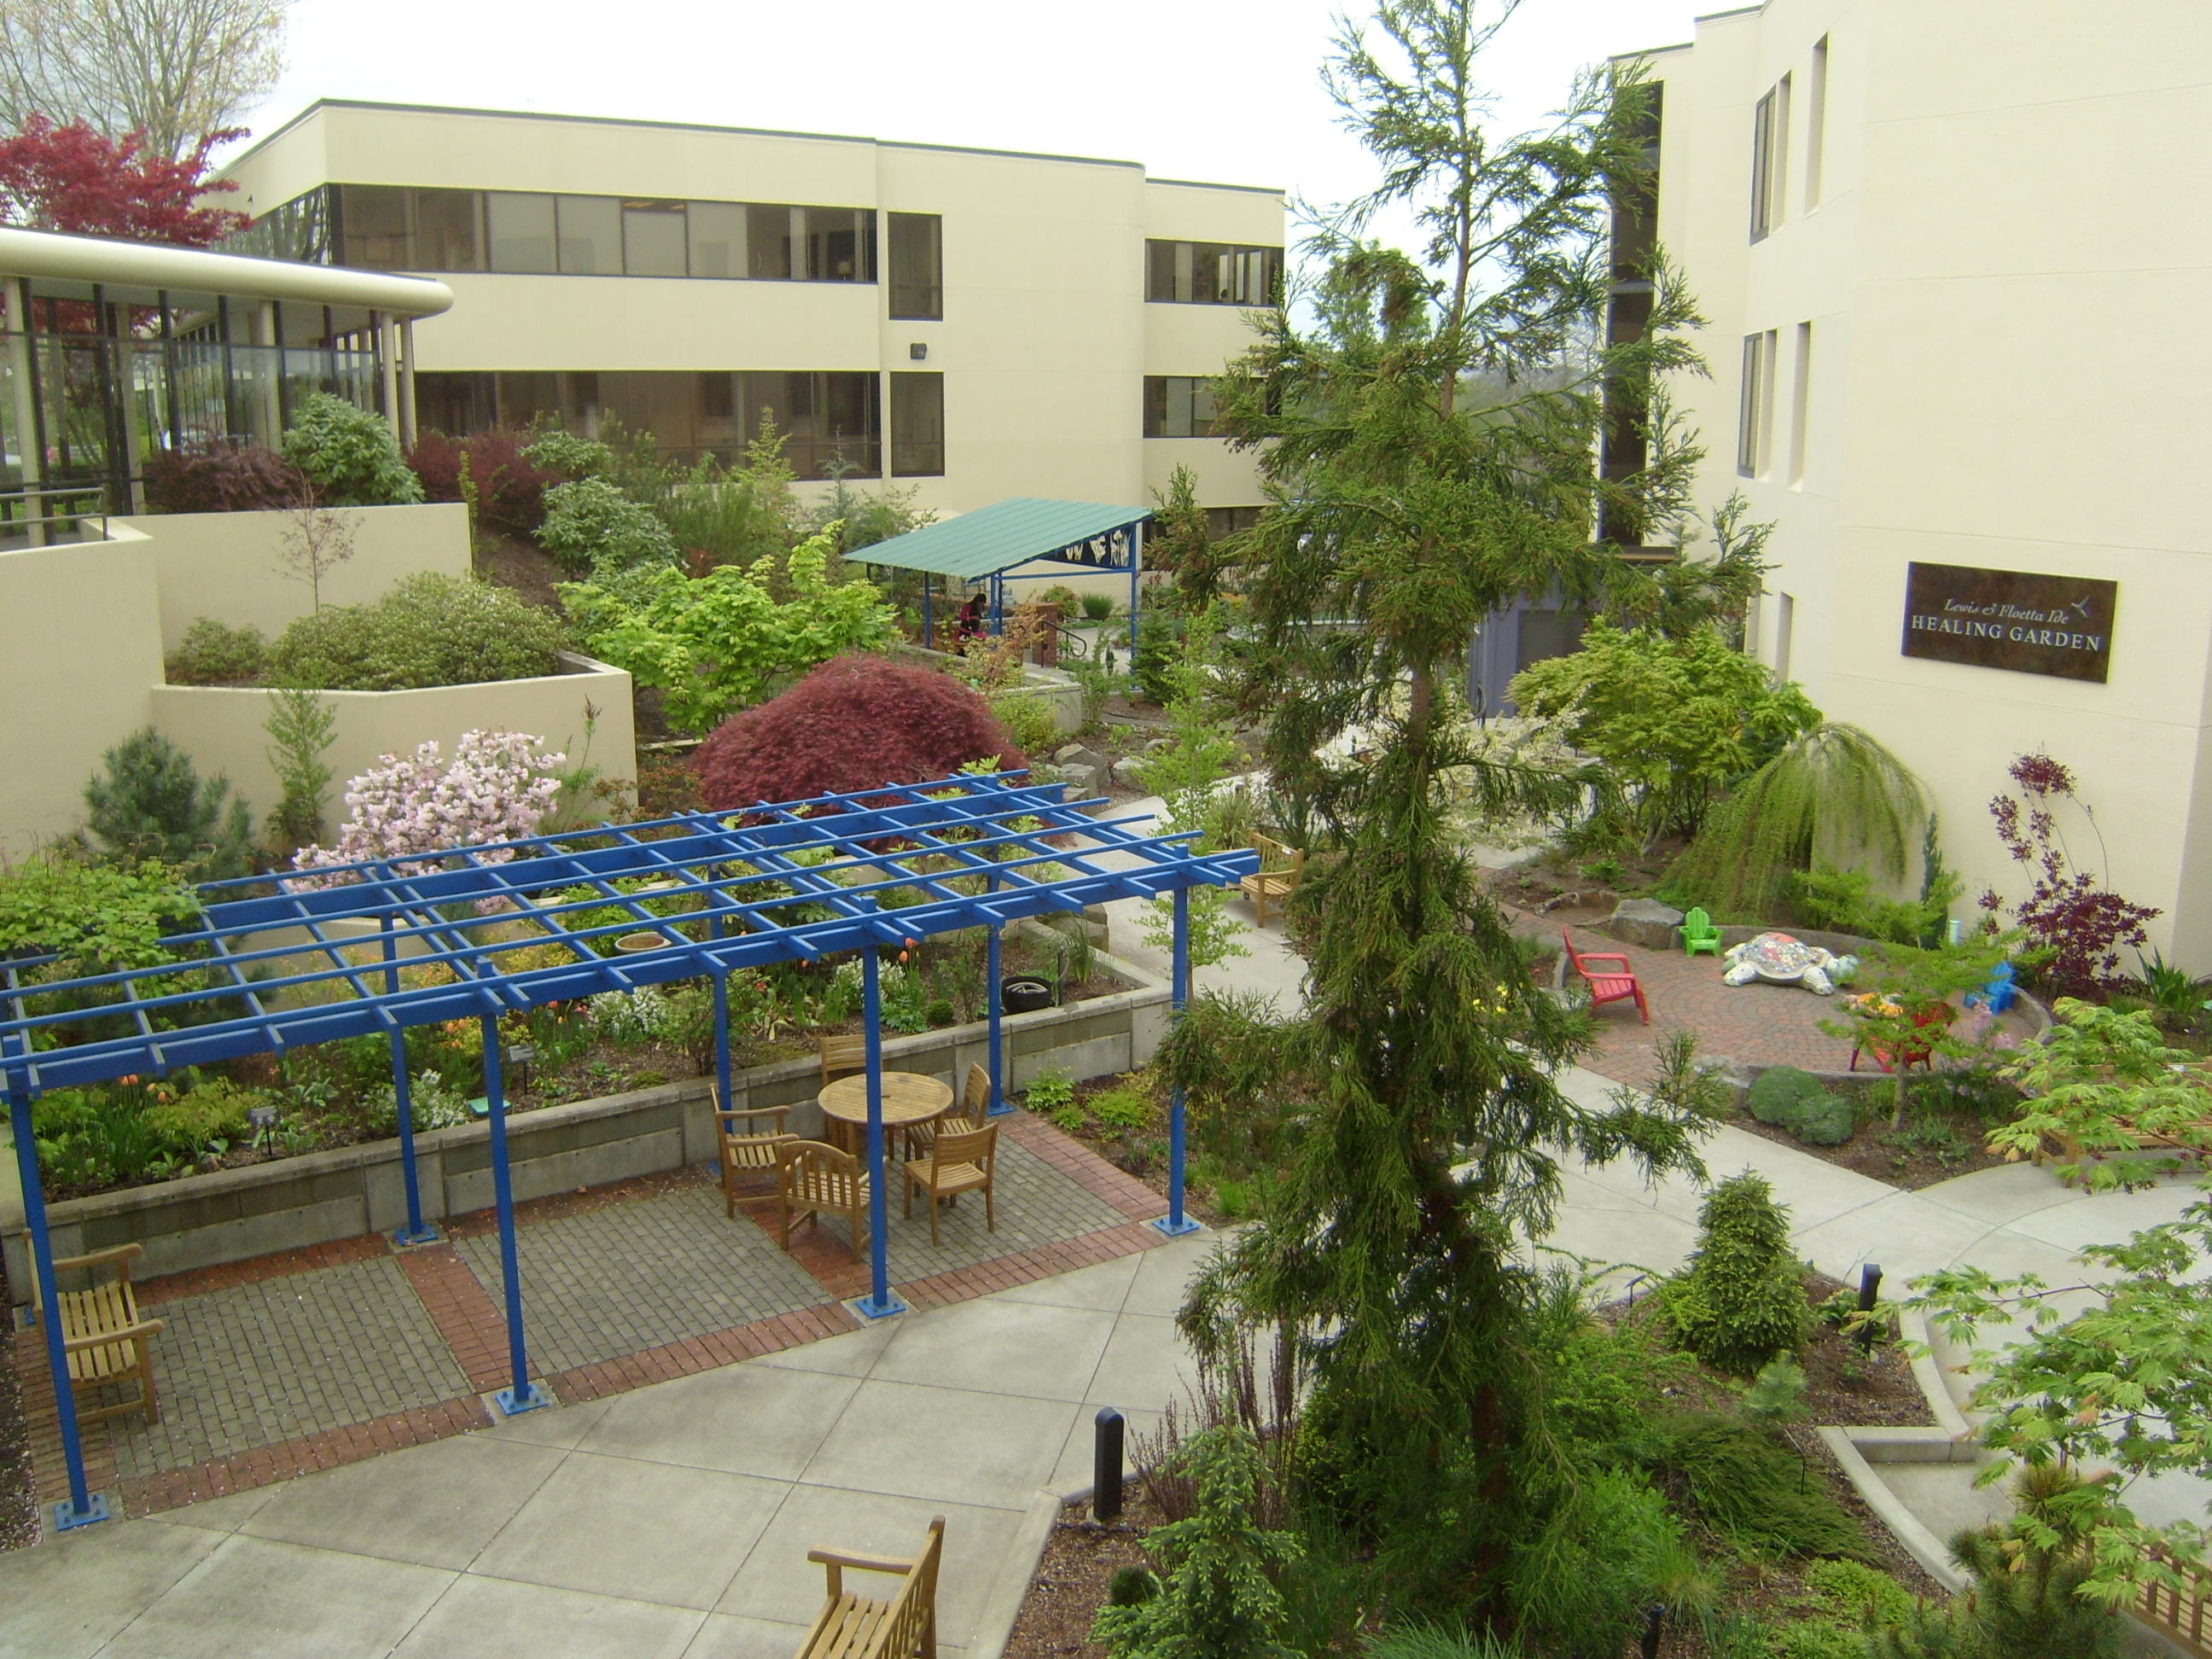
[{"left": 3, "top": 946, "right": 1168, "bottom": 1289}]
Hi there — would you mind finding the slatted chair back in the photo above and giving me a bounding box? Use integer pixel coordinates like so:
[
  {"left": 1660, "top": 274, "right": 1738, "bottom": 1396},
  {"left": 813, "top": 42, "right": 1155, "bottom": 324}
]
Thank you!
[
  {"left": 713, "top": 1086, "right": 795, "bottom": 1218},
  {"left": 776, "top": 1138, "right": 871, "bottom": 1256},
  {"left": 960, "top": 1061, "right": 992, "bottom": 1124},
  {"left": 928, "top": 1125, "right": 998, "bottom": 1179},
  {"left": 818, "top": 1033, "right": 867, "bottom": 1085},
  {"left": 797, "top": 1516, "right": 945, "bottom": 1659}
]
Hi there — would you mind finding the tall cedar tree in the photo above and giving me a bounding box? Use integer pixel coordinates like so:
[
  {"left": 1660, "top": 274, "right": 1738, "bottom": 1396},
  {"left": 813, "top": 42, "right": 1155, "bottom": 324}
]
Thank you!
[
  {"left": 1168, "top": 0, "right": 1717, "bottom": 1615},
  {"left": 0, "top": 114, "right": 246, "bottom": 243}
]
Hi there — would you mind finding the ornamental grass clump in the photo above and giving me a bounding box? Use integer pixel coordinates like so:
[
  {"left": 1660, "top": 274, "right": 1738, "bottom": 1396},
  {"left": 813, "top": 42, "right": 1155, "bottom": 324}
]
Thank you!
[
  {"left": 288, "top": 730, "right": 563, "bottom": 888},
  {"left": 1656, "top": 1173, "right": 1811, "bottom": 1375}
]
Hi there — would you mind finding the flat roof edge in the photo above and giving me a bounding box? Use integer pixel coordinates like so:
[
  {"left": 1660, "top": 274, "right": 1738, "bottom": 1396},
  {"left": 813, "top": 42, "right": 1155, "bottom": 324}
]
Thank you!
[{"left": 226, "top": 98, "right": 1292, "bottom": 183}]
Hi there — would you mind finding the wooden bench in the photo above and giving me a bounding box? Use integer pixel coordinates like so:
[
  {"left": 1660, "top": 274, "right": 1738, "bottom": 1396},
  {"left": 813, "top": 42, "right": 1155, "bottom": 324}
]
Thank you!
[
  {"left": 1239, "top": 834, "right": 1305, "bottom": 928},
  {"left": 28, "top": 1242, "right": 164, "bottom": 1428},
  {"left": 797, "top": 1514, "right": 943, "bottom": 1659}
]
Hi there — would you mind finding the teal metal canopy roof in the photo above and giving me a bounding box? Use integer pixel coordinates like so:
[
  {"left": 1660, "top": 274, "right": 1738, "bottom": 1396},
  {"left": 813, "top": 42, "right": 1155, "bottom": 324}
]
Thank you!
[{"left": 858, "top": 497, "right": 1152, "bottom": 581}]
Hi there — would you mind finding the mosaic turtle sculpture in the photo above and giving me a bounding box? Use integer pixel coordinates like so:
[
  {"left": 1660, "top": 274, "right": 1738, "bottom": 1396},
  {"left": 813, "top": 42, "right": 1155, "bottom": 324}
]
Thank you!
[{"left": 1720, "top": 930, "right": 1860, "bottom": 996}]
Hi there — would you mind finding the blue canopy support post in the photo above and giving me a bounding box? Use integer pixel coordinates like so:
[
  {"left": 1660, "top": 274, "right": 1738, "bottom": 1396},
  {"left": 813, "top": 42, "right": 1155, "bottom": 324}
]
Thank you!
[
  {"left": 1155, "top": 885, "right": 1200, "bottom": 1237},
  {"left": 989, "top": 573, "right": 1004, "bottom": 637},
  {"left": 1127, "top": 519, "right": 1143, "bottom": 664},
  {"left": 922, "top": 576, "right": 934, "bottom": 650},
  {"left": 854, "top": 949, "right": 905, "bottom": 1320},
  {"left": 711, "top": 911, "right": 733, "bottom": 1117},
  {"left": 480, "top": 1016, "right": 546, "bottom": 1414},
  {"left": 5, "top": 1068, "right": 108, "bottom": 1529},
  {"left": 382, "top": 916, "right": 434, "bottom": 1245}
]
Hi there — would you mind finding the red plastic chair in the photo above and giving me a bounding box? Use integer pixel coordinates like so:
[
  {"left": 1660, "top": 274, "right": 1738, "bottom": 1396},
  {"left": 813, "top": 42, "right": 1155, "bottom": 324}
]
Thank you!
[
  {"left": 1849, "top": 1002, "right": 1951, "bottom": 1073},
  {"left": 1562, "top": 930, "right": 1650, "bottom": 1024}
]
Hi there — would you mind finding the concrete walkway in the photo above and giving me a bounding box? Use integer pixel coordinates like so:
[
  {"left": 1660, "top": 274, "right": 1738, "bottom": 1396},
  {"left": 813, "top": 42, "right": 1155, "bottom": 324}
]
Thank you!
[{"left": 1, "top": 1231, "right": 1219, "bottom": 1659}]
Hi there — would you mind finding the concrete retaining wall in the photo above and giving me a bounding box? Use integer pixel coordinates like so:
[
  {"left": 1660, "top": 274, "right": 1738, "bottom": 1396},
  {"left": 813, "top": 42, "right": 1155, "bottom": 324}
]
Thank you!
[{"left": 4, "top": 947, "right": 1167, "bottom": 1289}]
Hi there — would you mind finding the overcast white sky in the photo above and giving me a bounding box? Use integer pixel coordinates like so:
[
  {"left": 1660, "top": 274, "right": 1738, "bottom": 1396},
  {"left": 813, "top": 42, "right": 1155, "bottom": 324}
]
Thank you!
[{"left": 240, "top": 0, "right": 1708, "bottom": 245}]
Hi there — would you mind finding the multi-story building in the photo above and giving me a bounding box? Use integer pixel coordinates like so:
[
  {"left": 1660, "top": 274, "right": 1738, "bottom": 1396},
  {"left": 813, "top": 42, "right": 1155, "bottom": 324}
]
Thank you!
[
  {"left": 1618, "top": 1, "right": 2212, "bottom": 963},
  {"left": 218, "top": 102, "right": 1283, "bottom": 532}
]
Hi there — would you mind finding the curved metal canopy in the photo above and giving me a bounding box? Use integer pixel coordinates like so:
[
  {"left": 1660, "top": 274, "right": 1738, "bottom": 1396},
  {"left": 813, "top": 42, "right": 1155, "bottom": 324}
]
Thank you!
[{"left": 0, "top": 225, "right": 456, "bottom": 316}]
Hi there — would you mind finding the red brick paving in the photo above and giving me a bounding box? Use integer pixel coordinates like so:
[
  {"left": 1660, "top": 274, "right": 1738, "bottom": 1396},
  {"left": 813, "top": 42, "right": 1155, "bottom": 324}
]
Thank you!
[{"left": 14, "top": 1111, "right": 1188, "bottom": 1522}]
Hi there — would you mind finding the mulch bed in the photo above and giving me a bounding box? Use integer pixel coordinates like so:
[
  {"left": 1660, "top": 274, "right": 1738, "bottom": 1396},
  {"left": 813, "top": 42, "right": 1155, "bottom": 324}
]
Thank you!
[
  {"left": 1004, "top": 1490, "right": 1166, "bottom": 1659},
  {"left": 0, "top": 1259, "right": 38, "bottom": 1552},
  {"left": 1732, "top": 1107, "right": 2011, "bottom": 1190}
]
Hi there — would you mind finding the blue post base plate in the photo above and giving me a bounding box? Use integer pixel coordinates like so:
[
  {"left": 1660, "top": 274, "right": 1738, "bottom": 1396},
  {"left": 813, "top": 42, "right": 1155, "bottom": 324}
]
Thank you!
[
  {"left": 1151, "top": 1214, "right": 1203, "bottom": 1238},
  {"left": 52, "top": 1491, "right": 112, "bottom": 1532},
  {"left": 490, "top": 1382, "right": 553, "bottom": 1417},
  {"left": 845, "top": 1292, "right": 910, "bottom": 1324},
  {"left": 389, "top": 1224, "right": 440, "bottom": 1249}
]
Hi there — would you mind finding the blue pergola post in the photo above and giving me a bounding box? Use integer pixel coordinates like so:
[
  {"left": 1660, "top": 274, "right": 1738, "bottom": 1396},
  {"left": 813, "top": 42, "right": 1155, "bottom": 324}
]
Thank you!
[
  {"left": 382, "top": 917, "right": 434, "bottom": 1245},
  {"left": 985, "top": 870, "right": 1009, "bottom": 1116},
  {"left": 480, "top": 1017, "right": 545, "bottom": 1414},
  {"left": 5, "top": 1063, "right": 108, "bottom": 1529},
  {"left": 855, "top": 950, "right": 905, "bottom": 1319},
  {"left": 712, "top": 911, "right": 733, "bottom": 1117},
  {"left": 1155, "top": 885, "right": 1200, "bottom": 1237},
  {"left": 989, "top": 573, "right": 1004, "bottom": 637}
]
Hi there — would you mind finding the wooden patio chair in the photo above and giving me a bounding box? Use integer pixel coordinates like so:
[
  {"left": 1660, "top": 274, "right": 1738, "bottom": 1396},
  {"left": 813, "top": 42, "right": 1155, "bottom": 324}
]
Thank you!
[
  {"left": 905, "top": 1062, "right": 991, "bottom": 1160},
  {"left": 713, "top": 1085, "right": 795, "bottom": 1219},
  {"left": 27, "top": 1242, "right": 165, "bottom": 1429},
  {"left": 777, "top": 1138, "right": 872, "bottom": 1258},
  {"left": 1562, "top": 929, "right": 1650, "bottom": 1025},
  {"left": 795, "top": 1514, "right": 944, "bottom": 1659},
  {"left": 904, "top": 1123, "right": 999, "bottom": 1247},
  {"left": 1239, "top": 833, "right": 1306, "bottom": 928},
  {"left": 1681, "top": 906, "right": 1723, "bottom": 957},
  {"left": 818, "top": 1033, "right": 867, "bottom": 1086}
]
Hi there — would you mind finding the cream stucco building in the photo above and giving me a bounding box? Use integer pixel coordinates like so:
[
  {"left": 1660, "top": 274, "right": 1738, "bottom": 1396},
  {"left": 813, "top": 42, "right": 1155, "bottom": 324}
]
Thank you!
[
  {"left": 217, "top": 102, "right": 1282, "bottom": 531},
  {"left": 1621, "top": 1, "right": 2212, "bottom": 965}
]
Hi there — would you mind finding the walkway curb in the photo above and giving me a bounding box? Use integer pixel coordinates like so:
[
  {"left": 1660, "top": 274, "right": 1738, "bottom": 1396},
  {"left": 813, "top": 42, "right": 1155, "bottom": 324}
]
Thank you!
[
  {"left": 972, "top": 1486, "right": 1066, "bottom": 1659},
  {"left": 1818, "top": 1426, "right": 1969, "bottom": 1592}
]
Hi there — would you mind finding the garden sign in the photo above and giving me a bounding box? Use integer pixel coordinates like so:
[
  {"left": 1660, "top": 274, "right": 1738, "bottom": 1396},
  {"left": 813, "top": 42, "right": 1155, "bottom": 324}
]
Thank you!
[{"left": 1901, "top": 562, "right": 2116, "bottom": 684}]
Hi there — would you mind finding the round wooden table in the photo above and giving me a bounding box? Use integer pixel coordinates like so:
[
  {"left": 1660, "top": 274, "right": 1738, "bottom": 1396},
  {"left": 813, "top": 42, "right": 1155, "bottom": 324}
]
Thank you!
[{"left": 817, "top": 1072, "right": 954, "bottom": 1157}]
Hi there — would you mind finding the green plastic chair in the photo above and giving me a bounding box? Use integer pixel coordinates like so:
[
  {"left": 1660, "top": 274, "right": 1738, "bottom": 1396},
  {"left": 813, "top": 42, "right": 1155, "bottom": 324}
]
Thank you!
[{"left": 1681, "top": 907, "right": 1721, "bottom": 957}]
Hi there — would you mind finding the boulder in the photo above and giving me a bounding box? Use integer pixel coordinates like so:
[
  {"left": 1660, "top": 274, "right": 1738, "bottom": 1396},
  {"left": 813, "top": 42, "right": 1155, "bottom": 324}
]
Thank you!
[{"left": 1608, "top": 898, "right": 1685, "bottom": 952}]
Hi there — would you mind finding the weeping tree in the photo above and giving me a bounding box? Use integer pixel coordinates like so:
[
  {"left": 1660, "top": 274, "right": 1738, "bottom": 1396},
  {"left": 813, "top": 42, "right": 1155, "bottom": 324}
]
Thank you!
[
  {"left": 1661, "top": 721, "right": 1930, "bottom": 922},
  {"left": 1166, "top": 0, "right": 1723, "bottom": 1623}
]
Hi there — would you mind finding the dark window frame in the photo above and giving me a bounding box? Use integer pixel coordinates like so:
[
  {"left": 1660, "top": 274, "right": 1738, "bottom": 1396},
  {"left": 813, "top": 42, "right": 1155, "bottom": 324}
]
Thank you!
[
  {"left": 1144, "top": 239, "right": 1284, "bottom": 306},
  {"left": 889, "top": 370, "right": 945, "bottom": 476}
]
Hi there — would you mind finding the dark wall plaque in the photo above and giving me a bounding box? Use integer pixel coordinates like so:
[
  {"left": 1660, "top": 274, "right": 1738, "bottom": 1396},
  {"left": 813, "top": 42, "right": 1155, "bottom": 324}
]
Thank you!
[{"left": 1901, "top": 562, "right": 2116, "bottom": 684}]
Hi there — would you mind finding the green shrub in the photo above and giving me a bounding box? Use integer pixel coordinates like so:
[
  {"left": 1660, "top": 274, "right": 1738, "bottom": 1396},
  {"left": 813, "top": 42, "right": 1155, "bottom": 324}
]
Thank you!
[
  {"left": 267, "top": 573, "right": 565, "bottom": 690},
  {"left": 1089, "top": 1086, "right": 1155, "bottom": 1133},
  {"left": 167, "top": 618, "right": 268, "bottom": 684},
  {"left": 537, "top": 476, "right": 681, "bottom": 575},
  {"left": 1655, "top": 1173, "right": 1810, "bottom": 1374},
  {"left": 33, "top": 1089, "right": 180, "bottom": 1191},
  {"left": 1132, "top": 608, "right": 1182, "bottom": 705},
  {"left": 143, "top": 1079, "right": 264, "bottom": 1154},
  {"left": 523, "top": 430, "right": 614, "bottom": 480},
  {"left": 993, "top": 693, "right": 1060, "bottom": 757},
  {"left": 1080, "top": 591, "right": 1118, "bottom": 623},
  {"left": 1652, "top": 1412, "right": 1866, "bottom": 1559},
  {"left": 1748, "top": 1065, "right": 1857, "bottom": 1147},
  {"left": 281, "top": 392, "right": 425, "bottom": 507},
  {"left": 82, "top": 727, "right": 255, "bottom": 881},
  {"left": 1026, "top": 1068, "right": 1076, "bottom": 1117}
]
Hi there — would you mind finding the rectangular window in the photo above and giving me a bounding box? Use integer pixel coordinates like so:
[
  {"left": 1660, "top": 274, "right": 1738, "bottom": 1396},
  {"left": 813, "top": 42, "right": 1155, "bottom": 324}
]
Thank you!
[
  {"left": 1144, "top": 375, "right": 1220, "bottom": 438},
  {"left": 687, "top": 201, "right": 745, "bottom": 278},
  {"left": 1204, "top": 505, "right": 1263, "bottom": 538},
  {"left": 804, "top": 207, "right": 876, "bottom": 282},
  {"left": 888, "top": 212, "right": 943, "bottom": 319},
  {"left": 1805, "top": 37, "right": 1830, "bottom": 207},
  {"left": 1737, "top": 333, "right": 1767, "bottom": 476},
  {"left": 890, "top": 372, "right": 945, "bottom": 475},
  {"left": 1749, "top": 89, "right": 1777, "bottom": 241},
  {"left": 748, "top": 203, "right": 794, "bottom": 279},
  {"left": 1774, "top": 592, "right": 1796, "bottom": 680},
  {"left": 1788, "top": 321, "right": 1813, "bottom": 486},
  {"left": 556, "top": 195, "right": 622, "bottom": 274},
  {"left": 1144, "top": 241, "right": 1283, "bottom": 305},
  {"left": 622, "top": 201, "right": 689, "bottom": 276},
  {"left": 340, "top": 184, "right": 411, "bottom": 267},
  {"left": 486, "top": 192, "right": 556, "bottom": 273},
  {"left": 414, "top": 188, "right": 481, "bottom": 271}
]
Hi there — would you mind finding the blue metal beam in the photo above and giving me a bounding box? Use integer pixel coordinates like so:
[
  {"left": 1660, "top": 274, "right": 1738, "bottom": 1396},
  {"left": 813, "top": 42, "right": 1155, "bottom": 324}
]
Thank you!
[{"left": 1156, "top": 885, "right": 1200, "bottom": 1238}]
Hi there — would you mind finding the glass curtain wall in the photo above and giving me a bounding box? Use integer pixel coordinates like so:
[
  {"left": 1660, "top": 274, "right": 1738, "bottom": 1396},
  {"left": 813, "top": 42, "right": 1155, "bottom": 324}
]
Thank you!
[
  {"left": 2, "top": 285, "right": 384, "bottom": 533},
  {"left": 1144, "top": 240, "right": 1284, "bottom": 306}
]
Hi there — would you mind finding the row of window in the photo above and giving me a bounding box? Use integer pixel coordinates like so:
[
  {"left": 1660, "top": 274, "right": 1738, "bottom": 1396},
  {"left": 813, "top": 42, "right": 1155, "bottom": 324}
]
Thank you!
[
  {"left": 225, "top": 191, "right": 1280, "bottom": 316},
  {"left": 1749, "top": 34, "right": 1830, "bottom": 242},
  {"left": 415, "top": 369, "right": 943, "bottom": 477}
]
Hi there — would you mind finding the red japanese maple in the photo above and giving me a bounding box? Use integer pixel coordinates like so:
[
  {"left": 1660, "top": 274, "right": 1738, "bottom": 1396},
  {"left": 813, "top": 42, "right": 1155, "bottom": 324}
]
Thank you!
[{"left": 0, "top": 116, "right": 248, "bottom": 247}]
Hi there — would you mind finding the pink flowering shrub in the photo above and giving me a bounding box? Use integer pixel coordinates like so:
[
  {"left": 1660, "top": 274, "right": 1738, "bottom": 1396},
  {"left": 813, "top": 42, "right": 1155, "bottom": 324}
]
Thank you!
[{"left": 288, "top": 731, "right": 565, "bottom": 889}]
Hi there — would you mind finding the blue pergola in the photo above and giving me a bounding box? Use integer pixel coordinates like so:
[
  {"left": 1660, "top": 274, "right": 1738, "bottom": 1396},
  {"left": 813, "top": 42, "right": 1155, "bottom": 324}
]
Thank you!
[{"left": 3, "top": 771, "right": 1254, "bottom": 1532}]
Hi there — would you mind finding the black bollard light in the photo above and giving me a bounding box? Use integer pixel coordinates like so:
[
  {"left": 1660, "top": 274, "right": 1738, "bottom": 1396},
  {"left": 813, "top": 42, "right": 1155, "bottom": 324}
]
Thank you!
[
  {"left": 1640, "top": 1602, "right": 1666, "bottom": 1659},
  {"left": 1094, "top": 1406, "right": 1126, "bottom": 1523},
  {"left": 1857, "top": 1262, "right": 1884, "bottom": 1353}
]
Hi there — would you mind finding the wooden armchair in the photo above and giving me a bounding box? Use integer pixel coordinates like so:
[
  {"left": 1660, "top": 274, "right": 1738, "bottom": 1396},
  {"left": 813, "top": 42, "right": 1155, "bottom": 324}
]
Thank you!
[
  {"left": 819, "top": 1033, "right": 867, "bottom": 1086},
  {"left": 904, "top": 1124, "right": 998, "bottom": 1247},
  {"left": 795, "top": 1515, "right": 944, "bottom": 1659},
  {"left": 905, "top": 1062, "right": 990, "bottom": 1161},
  {"left": 713, "top": 1085, "right": 795, "bottom": 1219},
  {"left": 28, "top": 1242, "right": 165, "bottom": 1428},
  {"left": 1239, "top": 834, "right": 1306, "bottom": 928},
  {"left": 1562, "top": 930, "right": 1650, "bottom": 1024},
  {"left": 777, "top": 1139, "right": 873, "bottom": 1258}
]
